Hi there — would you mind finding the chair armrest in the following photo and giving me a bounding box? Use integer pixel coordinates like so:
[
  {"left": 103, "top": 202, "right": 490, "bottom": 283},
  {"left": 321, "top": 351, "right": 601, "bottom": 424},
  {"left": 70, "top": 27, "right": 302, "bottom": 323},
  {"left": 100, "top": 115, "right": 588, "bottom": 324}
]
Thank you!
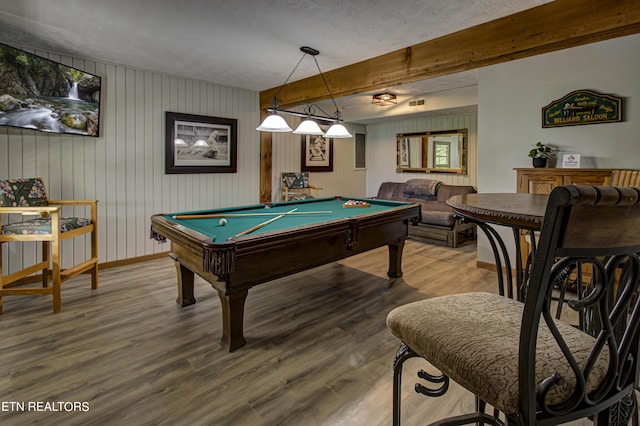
[
  {"left": 47, "top": 199, "right": 98, "bottom": 206},
  {"left": 307, "top": 185, "right": 323, "bottom": 199},
  {"left": 0, "top": 207, "right": 60, "bottom": 233},
  {"left": 0, "top": 206, "right": 60, "bottom": 215},
  {"left": 281, "top": 187, "right": 291, "bottom": 202},
  {"left": 48, "top": 200, "right": 98, "bottom": 224}
]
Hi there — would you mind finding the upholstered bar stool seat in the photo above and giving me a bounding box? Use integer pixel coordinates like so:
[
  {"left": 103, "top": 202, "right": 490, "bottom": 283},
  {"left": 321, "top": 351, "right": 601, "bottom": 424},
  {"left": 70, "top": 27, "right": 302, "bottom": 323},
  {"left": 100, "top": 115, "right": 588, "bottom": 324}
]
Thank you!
[
  {"left": 386, "top": 185, "right": 640, "bottom": 426},
  {"left": 387, "top": 292, "right": 608, "bottom": 416}
]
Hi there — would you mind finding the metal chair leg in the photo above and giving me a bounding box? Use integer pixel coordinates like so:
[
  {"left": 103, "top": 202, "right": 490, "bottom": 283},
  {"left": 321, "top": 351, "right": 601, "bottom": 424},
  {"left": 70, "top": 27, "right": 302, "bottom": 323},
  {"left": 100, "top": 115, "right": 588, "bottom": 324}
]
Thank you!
[{"left": 392, "top": 343, "right": 419, "bottom": 426}]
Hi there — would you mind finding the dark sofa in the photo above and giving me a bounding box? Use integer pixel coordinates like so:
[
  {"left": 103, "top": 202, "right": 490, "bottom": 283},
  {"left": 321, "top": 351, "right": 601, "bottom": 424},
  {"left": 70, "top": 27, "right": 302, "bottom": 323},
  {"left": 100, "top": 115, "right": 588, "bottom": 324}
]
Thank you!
[{"left": 375, "top": 179, "right": 476, "bottom": 248}]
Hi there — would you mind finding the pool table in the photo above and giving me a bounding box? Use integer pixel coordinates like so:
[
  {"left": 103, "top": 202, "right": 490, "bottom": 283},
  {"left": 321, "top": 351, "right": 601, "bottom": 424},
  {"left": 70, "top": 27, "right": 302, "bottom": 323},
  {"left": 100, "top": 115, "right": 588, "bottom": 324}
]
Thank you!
[{"left": 151, "top": 196, "right": 420, "bottom": 351}]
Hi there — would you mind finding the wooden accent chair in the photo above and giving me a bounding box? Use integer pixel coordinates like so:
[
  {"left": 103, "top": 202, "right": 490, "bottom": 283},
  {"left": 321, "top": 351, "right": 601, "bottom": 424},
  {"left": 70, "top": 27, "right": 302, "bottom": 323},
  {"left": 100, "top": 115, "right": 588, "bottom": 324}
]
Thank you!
[
  {"left": 280, "top": 171, "right": 323, "bottom": 201},
  {"left": 0, "top": 178, "right": 98, "bottom": 313},
  {"left": 610, "top": 169, "right": 640, "bottom": 187},
  {"left": 387, "top": 185, "right": 640, "bottom": 425}
]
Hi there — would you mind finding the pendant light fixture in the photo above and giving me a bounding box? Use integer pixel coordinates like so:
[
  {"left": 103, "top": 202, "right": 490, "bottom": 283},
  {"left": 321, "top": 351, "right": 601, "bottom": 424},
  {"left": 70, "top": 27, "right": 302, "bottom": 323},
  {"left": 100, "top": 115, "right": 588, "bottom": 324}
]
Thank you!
[
  {"left": 256, "top": 46, "right": 352, "bottom": 138},
  {"left": 292, "top": 104, "right": 325, "bottom": 135},
  {"left": 256, "top": 114, "right": 292, "bottom": 132},
  {"left": 293, "top": 118, "right": 324, "bottom": 135}
]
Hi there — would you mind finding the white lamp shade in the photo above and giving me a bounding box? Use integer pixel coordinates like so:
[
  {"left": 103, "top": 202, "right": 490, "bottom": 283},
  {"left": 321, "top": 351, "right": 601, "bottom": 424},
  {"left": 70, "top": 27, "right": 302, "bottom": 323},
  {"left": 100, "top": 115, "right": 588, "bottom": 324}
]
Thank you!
[
  {"left": 292, "top": 119, "right": 324, "bottom": 135},
  {"left": 324, "top": 123, "right": 352, "bottom": 138},
  {"left": 256, "top": 114, "right": 292, "bottom": 132},
  {"left": 194, "top": 139, "right": 209, "bottom": 147},
  {"left": 174, "top": 138, "right": 187, "bottom": 146}
]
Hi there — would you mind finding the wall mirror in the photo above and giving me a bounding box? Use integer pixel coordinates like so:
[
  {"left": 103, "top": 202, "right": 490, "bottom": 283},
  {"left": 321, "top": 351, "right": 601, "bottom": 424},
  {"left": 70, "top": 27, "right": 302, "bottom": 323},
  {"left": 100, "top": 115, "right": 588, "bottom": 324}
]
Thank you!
[{"left": 396, "top": 129, "right": 467, "bottom": 174}]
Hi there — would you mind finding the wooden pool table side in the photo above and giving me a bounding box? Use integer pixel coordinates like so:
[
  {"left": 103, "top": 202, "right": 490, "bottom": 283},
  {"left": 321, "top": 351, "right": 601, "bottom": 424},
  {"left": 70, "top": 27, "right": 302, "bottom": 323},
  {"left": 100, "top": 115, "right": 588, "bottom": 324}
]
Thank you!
[{"left": 151, "top": 199, "right": 420, "bottom": 351}]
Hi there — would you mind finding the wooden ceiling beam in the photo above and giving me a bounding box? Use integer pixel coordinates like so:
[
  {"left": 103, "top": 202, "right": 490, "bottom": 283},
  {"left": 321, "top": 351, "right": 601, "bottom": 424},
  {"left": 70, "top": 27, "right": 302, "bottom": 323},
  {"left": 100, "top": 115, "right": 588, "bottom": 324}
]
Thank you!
[
  {"left": 259, "top": 0, "right": 640, "bottom": 110},
  {"left": 259, "top": 0, "right": 640, "bottom": 202}
]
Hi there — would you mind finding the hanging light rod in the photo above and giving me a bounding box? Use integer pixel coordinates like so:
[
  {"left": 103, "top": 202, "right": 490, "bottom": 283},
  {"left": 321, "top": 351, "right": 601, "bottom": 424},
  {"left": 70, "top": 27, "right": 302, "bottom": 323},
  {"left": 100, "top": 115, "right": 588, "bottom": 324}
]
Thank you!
[
  {"left": 300, "top": 46, "right": 319, "bottom": 56},
  {"left": 256, "top": 46, "right": 352, "bottom": 138},
  {"left": 264, "top": 107, "right": 338, "bottom": 122}
]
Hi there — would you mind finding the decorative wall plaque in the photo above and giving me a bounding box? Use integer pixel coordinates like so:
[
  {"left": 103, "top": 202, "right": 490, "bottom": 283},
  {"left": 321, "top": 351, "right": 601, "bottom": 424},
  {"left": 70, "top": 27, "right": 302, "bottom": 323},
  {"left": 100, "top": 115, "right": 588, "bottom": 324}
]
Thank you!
[{"left": 542, "top": 89, "right": 622, "bottom": 128}]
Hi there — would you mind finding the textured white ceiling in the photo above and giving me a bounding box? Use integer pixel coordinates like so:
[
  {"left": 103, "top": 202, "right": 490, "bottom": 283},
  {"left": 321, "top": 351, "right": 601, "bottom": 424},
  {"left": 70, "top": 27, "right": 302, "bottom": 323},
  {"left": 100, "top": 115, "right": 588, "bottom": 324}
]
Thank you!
[{"left": 0, "top": 0, "right": 552, "bottom": 121}]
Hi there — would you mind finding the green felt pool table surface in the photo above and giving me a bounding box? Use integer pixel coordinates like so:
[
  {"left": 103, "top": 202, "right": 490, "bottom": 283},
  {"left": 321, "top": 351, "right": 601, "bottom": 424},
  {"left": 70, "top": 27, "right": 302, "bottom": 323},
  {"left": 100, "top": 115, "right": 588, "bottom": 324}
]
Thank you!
[
  {"left": 150, "top": 196, "right": 420, "bottom": 351},
  {"left": 163, "top": 197, "right": 410, "bottom": 241}
]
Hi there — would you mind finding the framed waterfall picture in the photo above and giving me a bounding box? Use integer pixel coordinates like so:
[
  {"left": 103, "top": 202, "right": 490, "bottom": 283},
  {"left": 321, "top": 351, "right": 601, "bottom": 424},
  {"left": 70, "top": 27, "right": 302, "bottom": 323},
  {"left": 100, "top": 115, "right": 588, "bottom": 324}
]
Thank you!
[
  {"left": 165, "top": 112, "right": 237, "bottom": 174},
  {"left": 300, "top": 134, "right": 333, "bottom": 172},
  {"left": 0, "top": 42, "right": 102, "bottom": 137}
]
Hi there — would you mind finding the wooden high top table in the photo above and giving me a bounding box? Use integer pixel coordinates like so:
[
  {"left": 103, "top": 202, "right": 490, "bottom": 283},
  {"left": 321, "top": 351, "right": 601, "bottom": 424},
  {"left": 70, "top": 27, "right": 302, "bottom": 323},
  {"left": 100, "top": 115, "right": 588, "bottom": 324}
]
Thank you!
[{"left": 446, "top": 193, "right": 548, "bottom": 300}]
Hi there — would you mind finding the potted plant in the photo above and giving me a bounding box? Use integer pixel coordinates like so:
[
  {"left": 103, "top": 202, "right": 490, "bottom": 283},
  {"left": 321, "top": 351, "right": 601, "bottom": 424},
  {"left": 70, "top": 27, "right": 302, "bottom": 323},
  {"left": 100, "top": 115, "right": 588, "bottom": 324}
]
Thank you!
[{"left": 528, "top": 141, "right": 553, "bottom": 168}]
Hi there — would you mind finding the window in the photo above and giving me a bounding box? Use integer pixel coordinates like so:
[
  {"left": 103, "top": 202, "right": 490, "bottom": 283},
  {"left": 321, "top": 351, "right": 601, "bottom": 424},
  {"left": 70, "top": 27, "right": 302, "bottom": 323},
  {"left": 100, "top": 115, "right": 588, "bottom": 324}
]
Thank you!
[
  {"left": 354, "top": 132, "right": 366, "bottom": 170},
  {"left": 433, "top": 141, "right": 451, "bottom": 168}
]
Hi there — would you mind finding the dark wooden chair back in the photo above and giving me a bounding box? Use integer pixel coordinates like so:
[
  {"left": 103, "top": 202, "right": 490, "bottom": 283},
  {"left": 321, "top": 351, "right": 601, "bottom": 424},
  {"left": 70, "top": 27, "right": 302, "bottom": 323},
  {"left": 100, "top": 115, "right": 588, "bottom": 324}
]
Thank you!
[
  {"left": 387, "top": 185, "right": 640, "bottom": 425},
  {"left": 520, "top": 185, "right": 640, "bottom": 423}
]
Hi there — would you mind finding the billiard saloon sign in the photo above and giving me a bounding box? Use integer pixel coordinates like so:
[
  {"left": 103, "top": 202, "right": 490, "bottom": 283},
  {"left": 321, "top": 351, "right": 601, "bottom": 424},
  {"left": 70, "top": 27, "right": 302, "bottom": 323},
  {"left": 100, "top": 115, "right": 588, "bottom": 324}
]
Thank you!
[{"left": 542, "top": 89, "right": 623, "bottom": 128}]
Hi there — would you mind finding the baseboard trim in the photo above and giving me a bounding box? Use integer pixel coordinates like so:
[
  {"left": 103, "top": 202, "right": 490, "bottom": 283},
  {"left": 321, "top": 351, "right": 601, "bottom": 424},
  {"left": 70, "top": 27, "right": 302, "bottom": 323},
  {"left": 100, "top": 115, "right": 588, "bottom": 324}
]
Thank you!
[
  {"left": 477, "top": 261, "right": 517, "bottom": 276},
  {"left": 99, "top": 252, "right": 170, "bottom": 270},
  {"left": 7, "top": 252, "right": 171, "bottom": 286},
  {"left": 477, "top": 261, "right": 497, "bottom": 272}
]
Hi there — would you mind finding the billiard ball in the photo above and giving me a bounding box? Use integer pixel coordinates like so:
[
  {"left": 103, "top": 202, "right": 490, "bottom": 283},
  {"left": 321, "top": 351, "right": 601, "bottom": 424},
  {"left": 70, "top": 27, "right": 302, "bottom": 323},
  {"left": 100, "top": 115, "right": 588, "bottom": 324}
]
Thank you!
[{"left": 219, "top": 218, "right": 227, "bottom": 226}]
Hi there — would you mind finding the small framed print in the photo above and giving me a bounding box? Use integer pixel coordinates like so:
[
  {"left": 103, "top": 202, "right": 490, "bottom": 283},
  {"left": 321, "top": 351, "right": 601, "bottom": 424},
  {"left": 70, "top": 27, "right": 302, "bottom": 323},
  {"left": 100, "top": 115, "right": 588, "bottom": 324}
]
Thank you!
[
  {"left": 562, "top": 154, "right": 581, "bottom": 168},
  {"left": 165, "top": 112, "right": 237, "bottom": 174},
  {"left": 301, "top": 134, "right": 333, "bottom": 172}
]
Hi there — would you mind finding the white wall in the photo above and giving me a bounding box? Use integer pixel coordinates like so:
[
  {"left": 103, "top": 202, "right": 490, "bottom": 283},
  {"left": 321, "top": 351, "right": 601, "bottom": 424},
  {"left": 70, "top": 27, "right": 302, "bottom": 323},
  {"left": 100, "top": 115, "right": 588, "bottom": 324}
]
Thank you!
[
  {"left": 366, "top": 113, "right": 478, "bottom": 196},
  {"left": 0, "top": 48, "right": 261, "bottom": 273},
  {"left": 477, "top": 34, "right": 640, "bottom": 264}
]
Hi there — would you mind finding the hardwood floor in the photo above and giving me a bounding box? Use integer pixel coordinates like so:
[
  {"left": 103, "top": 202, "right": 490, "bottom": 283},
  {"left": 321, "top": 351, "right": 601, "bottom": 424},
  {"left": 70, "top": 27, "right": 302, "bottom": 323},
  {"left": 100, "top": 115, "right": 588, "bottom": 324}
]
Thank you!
[{"left": 0, "top": 240, "right": 558, "bottom": 424}]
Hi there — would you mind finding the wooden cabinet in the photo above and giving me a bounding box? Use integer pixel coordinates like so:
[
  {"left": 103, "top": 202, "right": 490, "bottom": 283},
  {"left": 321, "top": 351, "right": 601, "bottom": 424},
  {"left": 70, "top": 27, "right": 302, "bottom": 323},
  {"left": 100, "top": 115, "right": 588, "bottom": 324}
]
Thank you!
[
  {"left": 515, "top": 168, "right": 613, "bottom": 194},
  {"left": 514, "top": 168, "right": 612, "bottom": 194},
  {"left": 514, "top": 168, "right": 613, "bottom": 283}
]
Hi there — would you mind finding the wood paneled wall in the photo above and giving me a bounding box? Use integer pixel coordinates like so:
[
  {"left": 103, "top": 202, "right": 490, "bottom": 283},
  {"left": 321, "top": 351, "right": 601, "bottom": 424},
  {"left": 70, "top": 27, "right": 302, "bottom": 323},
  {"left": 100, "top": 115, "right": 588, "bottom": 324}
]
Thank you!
[{"left": 0, "top": 48, "right": 261, "bottom": 274}]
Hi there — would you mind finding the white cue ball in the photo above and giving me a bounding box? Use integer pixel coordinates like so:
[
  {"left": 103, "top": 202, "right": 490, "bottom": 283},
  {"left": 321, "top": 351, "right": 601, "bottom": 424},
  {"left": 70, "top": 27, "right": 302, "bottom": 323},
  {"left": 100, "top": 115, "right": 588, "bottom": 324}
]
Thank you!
[{"left": 219, "top": 218, "right": 227, "bottom": 226}]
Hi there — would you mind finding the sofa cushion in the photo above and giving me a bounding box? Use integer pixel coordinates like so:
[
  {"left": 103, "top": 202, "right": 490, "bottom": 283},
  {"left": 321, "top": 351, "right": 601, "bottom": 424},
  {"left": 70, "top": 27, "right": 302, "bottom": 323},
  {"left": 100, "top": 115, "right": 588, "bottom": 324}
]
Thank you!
[
  {"left": 404, "top": 179, "right": 441, "bottom": 196},
  {"left": 375, "top": 182, "right": 407, "bottom": 200},
  {"left": 403, "top": 192, "right": 437, "bottom": 201},
  {"left": 416, "top": 201, "right": 456, "bottom": 227},
  {"left": 376, "top": 180, "right": 475, "bottom": 228},
  {"left": 437, "top": 184, "right": 476, "bottom": 201}
]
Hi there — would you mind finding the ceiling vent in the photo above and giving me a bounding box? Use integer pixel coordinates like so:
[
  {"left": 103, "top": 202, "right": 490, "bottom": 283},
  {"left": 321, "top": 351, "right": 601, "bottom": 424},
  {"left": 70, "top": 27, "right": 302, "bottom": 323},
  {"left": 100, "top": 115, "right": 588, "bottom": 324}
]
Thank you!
[{"left": 409, "top": 99, "right": 425, "bottom": 107}]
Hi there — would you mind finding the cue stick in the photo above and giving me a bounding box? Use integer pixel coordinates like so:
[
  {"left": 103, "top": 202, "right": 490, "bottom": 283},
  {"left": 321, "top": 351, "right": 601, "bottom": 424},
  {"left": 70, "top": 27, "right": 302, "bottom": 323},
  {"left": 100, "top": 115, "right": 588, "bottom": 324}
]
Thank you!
[
  {"left": 173, "top": 211, "right": 331, "bottom": 220},
  {"left": 229, "top": 208, "right": 298, "bottom": 239}
]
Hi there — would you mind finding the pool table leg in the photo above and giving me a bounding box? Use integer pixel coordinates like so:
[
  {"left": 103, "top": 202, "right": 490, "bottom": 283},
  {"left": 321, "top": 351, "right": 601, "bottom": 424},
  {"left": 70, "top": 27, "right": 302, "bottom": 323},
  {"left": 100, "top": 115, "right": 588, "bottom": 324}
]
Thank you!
[
  {"left": 216, "top": 288, "right": 248, "bottom": 351},
  {"left": 174, "top": 259, "right": 196, "bottom": 306},
  {"left": 387, "top": 239, "right": 406, "bottom": 278}
]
